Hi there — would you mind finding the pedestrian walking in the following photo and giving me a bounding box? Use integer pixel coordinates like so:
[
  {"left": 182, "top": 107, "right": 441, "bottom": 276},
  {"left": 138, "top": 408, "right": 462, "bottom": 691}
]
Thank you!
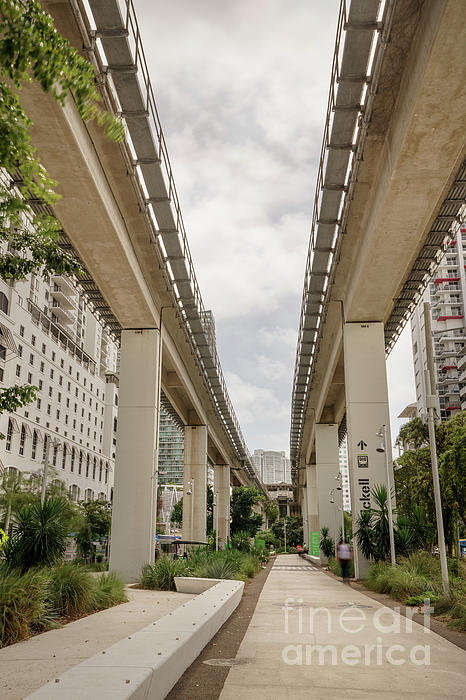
[{"left": 337, "top": 541, "right": 352, "bottom": 584}]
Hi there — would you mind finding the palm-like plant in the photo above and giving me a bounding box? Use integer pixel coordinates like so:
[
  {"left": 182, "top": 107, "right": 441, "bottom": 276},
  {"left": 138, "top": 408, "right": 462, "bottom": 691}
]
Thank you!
[
  {"left": 355, "top": 509, "right": 374, "bottom": 560},
  {"left": 395, "top": 520, "right": 418, "bottom": 557},
  {"left": 371, "top": 484, "right": 393, "bottom": 561},
  {"left": 4, "top": 497, "right": 68, "bottom": 571},
  {"left": 320, "top": 527, "right": 334, "bottom": 558}
]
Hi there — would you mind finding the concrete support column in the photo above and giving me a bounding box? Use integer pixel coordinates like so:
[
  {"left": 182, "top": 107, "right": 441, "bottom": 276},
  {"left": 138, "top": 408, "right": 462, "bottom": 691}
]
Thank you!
[
  {"left": 214, "top": 464, "right": 230, "bottom": 546},
  {"left": 110, "top": 329, "right": 160, "bottom": 581},
  {"left": 315, "top": 423, "right": 342, "bottom": 562},
  {"left": 301, "top": 485, "right": 309, "bottom": 548},
  {"left": 306, "top": 464, "right": 319, "bottom": 541},
  {"left": 182, "top": 426, "right": 208, "bottom": 542},
  {"left": 344, "top": 322, "right": 393, "bottom": 579}
]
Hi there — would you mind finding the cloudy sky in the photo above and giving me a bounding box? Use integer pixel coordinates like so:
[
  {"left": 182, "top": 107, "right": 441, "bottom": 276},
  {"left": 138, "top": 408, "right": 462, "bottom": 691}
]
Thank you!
[{"left": 136, "top": 0, "right": 416, "bottom": 453}]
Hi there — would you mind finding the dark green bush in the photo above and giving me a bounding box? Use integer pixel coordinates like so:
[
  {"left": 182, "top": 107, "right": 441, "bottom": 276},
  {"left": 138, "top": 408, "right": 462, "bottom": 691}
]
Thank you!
[
  {"left": 193, "top": 556, "right": 240, "bottom": 580},
  {"left": 49, "top": 564, "right": 96, "bottom": 619},
  {"left": 94, "top": 572, "right": 127, "bottom": 609},
  {"left": 239, "top": 554, "right": 261, "bottom": 579},
  {"left": 0, "top": 568, "right": 55, "bottom": 648},
  {"left": 365, "top": 552, "right": 465, "bottom": 630},
  {"left": 140, "top": 556, "right": 191, "bottom": 591},
  {"left": 0, "top": 563, "right": 127, "bottom": 648}
]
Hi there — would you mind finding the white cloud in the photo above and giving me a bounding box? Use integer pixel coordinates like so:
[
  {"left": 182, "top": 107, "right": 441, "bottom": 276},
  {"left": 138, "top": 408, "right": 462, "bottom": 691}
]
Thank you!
[
  {"left": 133, "top": 1, "right": 419, "bottom": 457},
  {"left": 387, "top": 325, "right": 417, "bottom": 446}
]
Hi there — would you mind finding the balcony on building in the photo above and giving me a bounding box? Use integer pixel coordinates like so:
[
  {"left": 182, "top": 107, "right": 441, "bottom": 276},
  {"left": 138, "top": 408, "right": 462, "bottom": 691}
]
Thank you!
[
  {"left": 457, "top": 354, "right": 466, "bottom": 383},
  {"left": 51, "top": 275, "right": 77, "bottom": 297},
  {"left": 50, "top": 285, "right": 78, "bottom": 310},
  {"left": 50, "top": 300, "right": 77, "bottom": 327}
]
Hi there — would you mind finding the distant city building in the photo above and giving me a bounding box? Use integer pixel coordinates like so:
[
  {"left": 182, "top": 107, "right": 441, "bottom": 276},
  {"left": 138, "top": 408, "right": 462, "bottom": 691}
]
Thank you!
[
  {"left": 411, "top": 214, "right": 466, "bottom": 419},
  {"left": 0, "top": 263, "right": 119, "bottom": 501},
  {"left": 339, "top": 437, "right": 351, "bottom": 511},
  {"left": 158, "top": 400, "right": 184, "bottom": 485},
  {"left": 158, "top": 309, "right": 217, "bottom": 489},
  {"left": 158, "top": 483, "right": 183, "bottom": 534},
  {"left": 266, "top": 482, "right": 293, "bottom": 518},
  {"left": 252, "top": 449, "right": 291, "bottom": 484}
]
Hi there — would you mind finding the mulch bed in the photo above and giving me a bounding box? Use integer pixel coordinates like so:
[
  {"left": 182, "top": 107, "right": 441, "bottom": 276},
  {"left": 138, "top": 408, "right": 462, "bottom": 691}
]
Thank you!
[{"left": 165, "top": 557, "right": 275, "bottom": 700}]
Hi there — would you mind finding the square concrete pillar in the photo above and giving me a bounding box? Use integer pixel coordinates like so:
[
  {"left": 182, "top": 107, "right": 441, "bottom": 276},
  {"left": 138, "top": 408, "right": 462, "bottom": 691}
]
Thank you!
[
  {"left": 306, "top": 464, "right": 319, "bottom": 542},
  {"left": 301, "top": 485, "right": 309, "bottom": 548},
  {"left": 344, "top": 322, "right": 394, "bottom": 579},
  {"left": 214, "top": 464, "right": 230, "bottom": 546},
  {"left": 182, "top": 426, "right": 207, "bottom": 543},
  {"left": 315, "top": 423, "right": 342, "bottom": 563},
  {"left": 109, "top": 329, "right": 160, "bottom": 581}
]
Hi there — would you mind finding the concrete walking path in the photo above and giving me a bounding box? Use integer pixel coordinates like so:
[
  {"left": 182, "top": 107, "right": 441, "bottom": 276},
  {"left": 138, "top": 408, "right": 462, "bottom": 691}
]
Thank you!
[
  {"left": 219, "top": 554, "right": 466, "bottom": 699},
  {"left": 0, "top": 587, "right": 194, "bottom": 699}
]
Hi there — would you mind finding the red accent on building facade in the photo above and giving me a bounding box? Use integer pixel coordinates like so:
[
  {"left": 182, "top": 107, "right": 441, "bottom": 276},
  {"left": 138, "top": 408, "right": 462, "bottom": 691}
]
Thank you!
[{"left": 437, "top": 315, "right": 464, "bottom": 322}]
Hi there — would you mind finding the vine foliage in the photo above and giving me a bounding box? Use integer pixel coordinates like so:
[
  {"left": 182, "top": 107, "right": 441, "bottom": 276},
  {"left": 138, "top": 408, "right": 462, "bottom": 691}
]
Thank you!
[{"left": 0, "top": 0, "right": 123, "bottom": 415}]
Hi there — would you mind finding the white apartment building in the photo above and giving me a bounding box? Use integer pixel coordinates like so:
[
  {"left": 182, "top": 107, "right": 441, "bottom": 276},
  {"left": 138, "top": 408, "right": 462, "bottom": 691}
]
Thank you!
[
  {"left": 158, "top": 403, "right": 184, "bottom": 486},
  {"left": 339, "top": 437, "right": 351, "bottom": 511},
  {"left": 252, "top": 449, "right": 291, "bottom": 485},
  {"left": 0, "top": 265, "right": 119, "bottom": 502},
  {"left": 411, "top": 216, "right": 466, "bottom": 420}
]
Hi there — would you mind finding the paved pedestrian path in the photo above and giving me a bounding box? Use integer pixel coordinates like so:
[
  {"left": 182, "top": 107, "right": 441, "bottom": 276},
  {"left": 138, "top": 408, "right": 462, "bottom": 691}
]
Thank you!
[
  {"left": 0, "top": 587, "right": 194, "bottom": 699},
  {"left": 219, "top": 554, "right": 466, "bottom": 699}
]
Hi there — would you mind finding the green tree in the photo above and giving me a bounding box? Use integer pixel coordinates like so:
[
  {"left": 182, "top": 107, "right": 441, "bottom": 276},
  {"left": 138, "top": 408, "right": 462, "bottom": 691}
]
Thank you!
[
  {"left": 0, "top": 0, "right": 123, "bottom": 417},
  {"left": 0, "top": 471, "right": 25, "bottom": 532},
  {"left": 394, "top": 412, "right": 466, "bottom": 552},
  {"left": 230, "top": 487, "right": 264, "bottom": 537},
  {"left": 271, "top": 516, "right": 303, "bottom": 548},
  {"left": 168, "top": 486, "right": 213, "bottom": 532},
  {"left": 264, "top": 500, "right": 279, "bottom": 525},
  {"left": 76, "top": 499, "right": 111, "bottom": 561},
  {"left": 81, "top": 500, "right": 111, "bottom": 539},
  {"left": 170, "top": 498, "right": 183, "bottom": 527}
]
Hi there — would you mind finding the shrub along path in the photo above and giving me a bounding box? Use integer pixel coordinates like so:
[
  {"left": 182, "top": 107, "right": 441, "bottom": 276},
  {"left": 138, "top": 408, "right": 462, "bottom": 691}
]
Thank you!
[{"left": 0, "top": 586, "right": 194, "bottom": 700}]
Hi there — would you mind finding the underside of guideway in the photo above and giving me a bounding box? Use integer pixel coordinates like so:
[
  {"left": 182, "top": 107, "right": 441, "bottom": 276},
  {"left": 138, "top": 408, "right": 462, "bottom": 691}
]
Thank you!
[
  {"left": 19, "top": 0, "right": 263, "bottom": 489},
  {"left": 290, "top": 0, "right": 466, "bottom": 486}
]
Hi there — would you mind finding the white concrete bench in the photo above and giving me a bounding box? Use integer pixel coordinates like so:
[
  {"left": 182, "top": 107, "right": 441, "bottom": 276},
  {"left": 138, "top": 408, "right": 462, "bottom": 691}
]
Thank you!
[{"left": 26, "top": 578, "right": 244, "bottom": 700}]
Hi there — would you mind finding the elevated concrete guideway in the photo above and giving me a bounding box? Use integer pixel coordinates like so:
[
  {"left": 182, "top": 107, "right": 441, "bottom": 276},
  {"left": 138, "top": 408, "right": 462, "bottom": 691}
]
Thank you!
[
  {"left": 18, "top": 0, "right": 267, "bottom": 579},
  {"left": 291, "top": 0, "right": 466, "bottom": 576}
]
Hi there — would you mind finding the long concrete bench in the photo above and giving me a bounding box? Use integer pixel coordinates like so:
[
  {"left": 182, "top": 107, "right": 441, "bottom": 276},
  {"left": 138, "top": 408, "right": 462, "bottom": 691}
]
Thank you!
[{"left": 26, "top": 578, "right": 244, "bottom": 700}]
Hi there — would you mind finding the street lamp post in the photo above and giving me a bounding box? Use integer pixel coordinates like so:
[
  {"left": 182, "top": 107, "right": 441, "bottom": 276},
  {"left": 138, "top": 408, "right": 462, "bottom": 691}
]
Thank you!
[
  {"left": 284, "top": 519, "right": 287, "bottom": 553},
  {"left": 424, "top": 369, "right": 450, "bottom": 596},
  {"left": 329, "top": 489, "right": 338, "bottom": 556},
  {"left": 41, "top": 436, "right": 60, "bottom": 504},
  {"left": 376, "top": 425, "right": 396, "bottom": 566},
  {"left": 214, "top": 492, "right": 219, "bottom": 551},
  {"left": 185, "top": 479, "right": 195, "bottom": 540}
]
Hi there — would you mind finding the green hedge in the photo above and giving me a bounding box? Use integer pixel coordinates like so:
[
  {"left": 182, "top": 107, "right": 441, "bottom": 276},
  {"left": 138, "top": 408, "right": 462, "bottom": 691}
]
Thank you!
[
  {"left": 365, "top": 552, "right": 466, "bottom": 631},
  {"left": 140, "top": 550, "right": 262, "bottom": 591},
  {"left": 0, "top": 563, "right": 127, "bottom": 648}
]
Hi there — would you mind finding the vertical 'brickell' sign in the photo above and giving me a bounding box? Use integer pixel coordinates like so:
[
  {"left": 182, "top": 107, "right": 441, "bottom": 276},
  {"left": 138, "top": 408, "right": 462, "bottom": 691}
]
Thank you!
[
  {"left": 358, "top": 478, "right": 371, "bottom": 509},
  {"left": 310, "top": 531, "right": 320, "bottom": 556}
]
